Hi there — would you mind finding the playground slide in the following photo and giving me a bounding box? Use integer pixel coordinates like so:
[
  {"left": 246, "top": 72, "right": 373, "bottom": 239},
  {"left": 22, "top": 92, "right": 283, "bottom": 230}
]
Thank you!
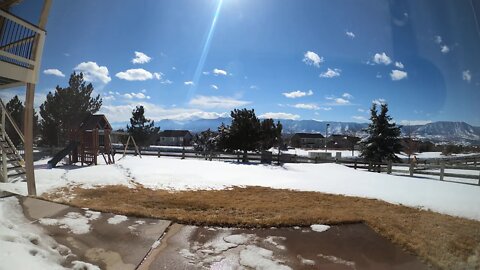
[{"left": 47, "top": 141, "right": 78, "bottom": 168}]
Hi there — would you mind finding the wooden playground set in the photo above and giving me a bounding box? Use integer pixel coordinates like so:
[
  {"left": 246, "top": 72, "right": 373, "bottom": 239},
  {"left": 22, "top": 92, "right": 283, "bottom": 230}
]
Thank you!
[{"left": 48, "top": 115, "right": 115, "bottom": 168}]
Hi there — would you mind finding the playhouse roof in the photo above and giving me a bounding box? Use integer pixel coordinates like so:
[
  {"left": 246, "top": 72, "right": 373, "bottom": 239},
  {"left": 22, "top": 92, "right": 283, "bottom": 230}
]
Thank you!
[{"left": 79, "top": 114, "right": 112, "bottom": 131}]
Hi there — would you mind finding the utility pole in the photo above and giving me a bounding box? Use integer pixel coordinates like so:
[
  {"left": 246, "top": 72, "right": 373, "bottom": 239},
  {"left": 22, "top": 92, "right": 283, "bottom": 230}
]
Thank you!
[{"left": 324, "top": 123, "right": 330, "bottom": 153}]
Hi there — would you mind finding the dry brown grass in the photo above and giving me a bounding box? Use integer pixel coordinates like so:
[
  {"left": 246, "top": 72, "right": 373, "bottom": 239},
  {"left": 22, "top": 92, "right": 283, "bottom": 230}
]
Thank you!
[{"left": 44, "top": 185, "right": 480, "bottom": 269}]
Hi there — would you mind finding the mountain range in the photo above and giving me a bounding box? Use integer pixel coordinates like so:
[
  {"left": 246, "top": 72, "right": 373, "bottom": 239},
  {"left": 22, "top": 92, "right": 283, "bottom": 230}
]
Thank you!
[{"left": 112, "top": 118, "right": 480, "bottom": 145}]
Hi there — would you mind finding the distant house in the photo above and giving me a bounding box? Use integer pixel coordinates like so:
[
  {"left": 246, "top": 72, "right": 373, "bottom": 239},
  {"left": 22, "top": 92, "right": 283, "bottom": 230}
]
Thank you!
[
  {"left": 290, "top": 133, "right": 325, "bottom": 148},
  {"left": 326, "top": 134, "right": 361, "bottom": 149},
  {"left": 157, "top": 130, "right": 193, "bottom": 146}
]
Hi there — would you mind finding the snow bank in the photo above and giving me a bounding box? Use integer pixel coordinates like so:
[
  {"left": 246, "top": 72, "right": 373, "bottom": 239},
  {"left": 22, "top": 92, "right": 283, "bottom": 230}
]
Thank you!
[{"left": 0, "top": 197, "right": 99, "bottom": 269}]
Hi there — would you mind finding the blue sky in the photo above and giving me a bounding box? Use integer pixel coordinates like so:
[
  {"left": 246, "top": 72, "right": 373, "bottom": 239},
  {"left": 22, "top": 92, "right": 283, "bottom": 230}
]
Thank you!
[{"left": 6, "top": 0, "right": 480, "bottom": 126}]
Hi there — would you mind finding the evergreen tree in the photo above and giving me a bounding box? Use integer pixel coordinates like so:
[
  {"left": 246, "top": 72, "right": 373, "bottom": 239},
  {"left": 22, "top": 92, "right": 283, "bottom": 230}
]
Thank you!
[
  {"left": 4, "top": 95, "right": 39, "bottom": 147},
  {"left": 39, "top": 72, "right": 102, "bottom": 146},
  {"left": 360, "top": 103, "right": 402, "bottom": 168},
  {"left": 259, "top": 118, "right": 283, "bottom": 151},
  {"left": 193, "top": 129, "right": 217, "bottom": 158},
  {"left": 219, "top": 108, "right": 261, "bottom": 162},
  {"left": 126, "top": 105, "right": 159, "bottom": 149}
]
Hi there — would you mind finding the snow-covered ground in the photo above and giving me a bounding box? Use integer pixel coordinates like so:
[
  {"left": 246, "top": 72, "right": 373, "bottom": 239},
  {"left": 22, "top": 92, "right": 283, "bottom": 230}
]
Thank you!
[
  {"left": 0, "top": 196, "right": 100, "bottom": 270},
  {"left": 1, "top": 155, "right": 480, "bottom": 221}
]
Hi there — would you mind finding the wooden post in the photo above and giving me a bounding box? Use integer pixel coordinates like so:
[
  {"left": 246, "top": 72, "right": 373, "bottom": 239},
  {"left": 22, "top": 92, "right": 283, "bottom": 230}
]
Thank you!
[
  {"left": 440, "top": 161, "right": 445, "bottom": 181},
  {"left": 237, "top": 152, "right": 240, "bottom": 162},
  {"left": 387, "top": 161, "right": 392, "bottom": 174},
  {"left": 123, "top": 136, "right": 131, "bottom": 158},
  {"left": 1, "top": 109, "right": 6, "bottom": 182},
  {"left": 24, "top": 84, "right": 36, "bottom": 196},
  {"left": 354, "top": 160, "right": 357, "bottom": 170},
  {"left": 409, "top": 161, "right": 414, "bottom": 177},
  {"left": 157, "top": 149, "right": 160, "bottom": 158},
  {"left": 182, "top": 147, "right": 185, "bottom": 159}
]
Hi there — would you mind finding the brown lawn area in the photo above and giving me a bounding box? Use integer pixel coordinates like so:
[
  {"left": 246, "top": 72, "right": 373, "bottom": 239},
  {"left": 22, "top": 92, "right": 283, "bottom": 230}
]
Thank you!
[{"left": 44, "top": 185, "right": 480, "bottom": 269}]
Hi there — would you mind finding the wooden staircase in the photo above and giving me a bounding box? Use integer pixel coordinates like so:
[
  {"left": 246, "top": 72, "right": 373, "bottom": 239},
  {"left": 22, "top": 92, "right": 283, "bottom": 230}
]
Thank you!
[
  {"left": 0, "top": 134, "right": 26, "bottom": 181},
  {"left": 0, "top": 99, "right": 26, "bottom": 182}
]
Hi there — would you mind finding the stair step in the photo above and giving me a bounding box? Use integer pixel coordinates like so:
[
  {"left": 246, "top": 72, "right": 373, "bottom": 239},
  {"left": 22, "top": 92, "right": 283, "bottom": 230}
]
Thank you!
[
  {"left": 7, "top": 165, "right": 24, "bottom": 171},
  {"left": 8, "top": 171, "right": 26, "bottom": 178}
]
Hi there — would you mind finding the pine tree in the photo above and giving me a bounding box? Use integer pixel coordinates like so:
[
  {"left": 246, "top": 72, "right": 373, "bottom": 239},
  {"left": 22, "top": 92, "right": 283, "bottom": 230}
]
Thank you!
[
  {"left": 126, "top": 105, "right": 159, "bottom": 149},
  {"left": 360, "top": 103, "right": 402, "bottom": 168},
  {"left": 39, "top": 72, "right": 102, "bottom": 146},
  {"left": 219, "top": 108, "right": 261, "bottom": 162},
  {"left": 4, "top": 95, "right": 39, "bottom": 147},
  {"left": 193, "top": 129, "right": 217, "bottom": 158},
  {"left": 259, "top": 118, "right": 283, "bottom": 151}
]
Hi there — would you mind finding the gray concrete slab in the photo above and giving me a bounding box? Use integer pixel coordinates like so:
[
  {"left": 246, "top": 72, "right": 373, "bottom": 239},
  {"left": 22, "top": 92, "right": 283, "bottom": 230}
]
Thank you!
[
  {"left": 142, "top": 223, "right": 432, "bottom": 270},
  {"left": 22, "top": 197, "right": 70, "bottom": 219},
  {"left": 19, "top": 197, "right": 171, "bottom": 270}
]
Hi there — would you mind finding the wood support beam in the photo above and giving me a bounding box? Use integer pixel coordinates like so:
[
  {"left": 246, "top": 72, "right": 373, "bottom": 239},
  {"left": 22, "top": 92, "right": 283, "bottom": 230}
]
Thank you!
[{"left": 24, "top": 83, "right": 35, "bottom": 196}]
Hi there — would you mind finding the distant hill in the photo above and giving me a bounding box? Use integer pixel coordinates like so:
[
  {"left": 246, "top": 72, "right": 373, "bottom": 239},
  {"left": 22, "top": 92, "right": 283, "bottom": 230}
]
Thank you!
[{"left": 111, "top": 118, "right": 480, "bottom": 145}]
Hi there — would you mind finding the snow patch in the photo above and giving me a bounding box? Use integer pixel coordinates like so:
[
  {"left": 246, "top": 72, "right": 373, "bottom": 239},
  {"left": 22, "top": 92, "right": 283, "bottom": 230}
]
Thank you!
[
  {"left": 239, "top": 245, "right": 292, "bottom": 270},
  {"left": 151, "top": 240, "right": 161, "bottom": 249},
  {"left": 297, "top": 255, "right": 316, "bottom": 265},
  {"left": 40, "top": 212, "right": 96, "bottom": 234},
  {"left": 107, "top": 215, "right": 128, "bottom": 225},
  {"left": 223, "top": 234, "right": 252, "bottom": 245},
  {"left": 310, "top": 224, "right": 331, "bottom": 232},
  {"left": 71, "top": 260, "right": 101, "bottom": 270},
  {"left": 264, "top": 236, "right": 287, "bottom": 250},
  {"left": 318, "top": 253, "right": 356, "bottom": 268}
]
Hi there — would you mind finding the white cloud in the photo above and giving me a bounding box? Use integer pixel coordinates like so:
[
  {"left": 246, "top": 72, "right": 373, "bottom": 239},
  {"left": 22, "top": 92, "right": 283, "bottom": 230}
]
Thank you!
[
  {"left": 258, "top": 112, "right": 300, "bottom": 120},
  {"left": 372, "top": 98, "right": 387, "bottom": 105},
  {"left": 342, "top": 92, "right": 353, "bottom": 99},
  {"left": 462, "top": 70, "right": 471, "bottom": 82},
  {"left": 303, "top": 51, "right": 324, "bottom": 67},
  {"left": 100, "top": 102, "right": 229, "bottom": 123},
  {"left": 74, "top": 61, "right": 111, "bottom": 84},
  {"left": 326, "top": 96, "right": 350, "bottom": 105},
  {"left": 282, "top": 90, "right": 313, "bottom": 98},
  {"left": 213, "top": 68, "right": 227, "bottom": 76},
  {"left": 43, "top": 69, "right": 65, "bottom": 77},
  {"left": 372, "top": 52, "right": 392, "bottom": 65},
  {"left": 434, "top": 35, "right": 442, "bottom": 44},
  {"left": 357, "top": 108, "right": 366, "bottom": 113},
  {"left": 345, "top": 31, "right": 355, "bottom": 38},
  {"left": 399, "top": 120, "right": 432, "bottom": 125},
  {"left": 395, "top": 62, "right": 404, "bottom": 69},
  {"left": 376, "top": 73, "right": 382, "bottom": 79},
  {"left": 132, "top": 51, "right": 151, "bottom": 64},
  {"left": 333, "top": 98, "right": 350, "bottom": 105},
  {"left": 161, "top": 79, "right": 173, "bottom": 84},
  {"left": 293, "top": 103, "right": 319, "bottom": 110},
  {"left": 189, "top": 95, "right": 250, "bottom": 109},
  {"left": 202, "top": 71, "right": 210, "bottom": 75},
  {"left": 441, "top": 45, "right": 450, "bottom": 54},
  {"left": 352, "top": 116, "right": 367, "bottom": 121},
  {"left": 390, "top": 69, "right": 408, "bottom": 81},
  {"left": 153, "top": 72, "right": 162, "bottom": 80},
  {"left": 319, "top": 68, "right": 341, "bottom": 78},
  {"left": 115, "top": 68, "right": 153, "bottom": 81},
  {"left": 210, "top": 84, "right": 219, "bottom": 90},
  {"left": 123, "top": 92, "right": 150, "bottom": 100},
  {"left": 249, "top": 85, "right": 258, "bottom": 90},
  {"left": 184, "top": 81, "right": 194, "bottom": 86}
]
